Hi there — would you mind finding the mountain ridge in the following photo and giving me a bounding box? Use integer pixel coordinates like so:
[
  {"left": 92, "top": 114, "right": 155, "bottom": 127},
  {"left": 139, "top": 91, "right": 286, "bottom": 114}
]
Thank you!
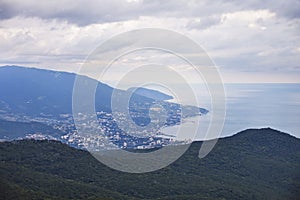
[
  {"left": 127, "top": 87, "right": 173, "bottom": 101},
  {"left": 0, "top": 65, "right": 208, "bottom": 149},
  {"left": 1, "top": 128, "right": 299, "bottom": 200}
]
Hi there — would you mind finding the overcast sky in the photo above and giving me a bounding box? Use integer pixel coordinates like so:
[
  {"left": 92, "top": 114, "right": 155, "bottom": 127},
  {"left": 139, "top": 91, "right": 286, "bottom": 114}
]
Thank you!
[{"left": 0, "top": 0, "right": 299, "bottom": 83}]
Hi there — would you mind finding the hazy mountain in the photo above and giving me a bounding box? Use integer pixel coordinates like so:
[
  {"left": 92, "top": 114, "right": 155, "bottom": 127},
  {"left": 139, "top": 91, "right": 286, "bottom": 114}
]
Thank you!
[
  {"left": 127, "top": 87, "right": 173, "bottom": 101},
  {"left": 0, "top": 66, "right": 208, "bottom": 149},
  {"left": 0, "top": 119, "right": 64, "bottom": 141},
  {"left": 0, "top": 65, "right": 206, "bottom": 120},
  {"left": 0, "top": 128, "right": 299, "bottom": 199},
  {"left": 0, "top": 66, "right": 148, "bottom": 117}
]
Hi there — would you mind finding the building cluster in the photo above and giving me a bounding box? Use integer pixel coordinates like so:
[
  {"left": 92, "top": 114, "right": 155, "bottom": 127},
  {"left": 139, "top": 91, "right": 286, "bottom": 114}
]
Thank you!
[{"left": 0, "top": 102, "right": 198, "bottom": 151}]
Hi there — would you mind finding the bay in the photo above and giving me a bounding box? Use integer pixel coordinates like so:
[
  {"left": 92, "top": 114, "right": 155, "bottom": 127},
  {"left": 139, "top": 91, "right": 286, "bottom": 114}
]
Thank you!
[{"left": 161, "top": 83, "right": 300, "bottom": 140}]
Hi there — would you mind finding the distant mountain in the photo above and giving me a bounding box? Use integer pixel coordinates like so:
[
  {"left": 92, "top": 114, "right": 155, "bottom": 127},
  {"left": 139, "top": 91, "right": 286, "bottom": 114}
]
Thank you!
[
  {"left": 0, "top": 66, "right": 208, "bottom": 149},
  {"left": 0, "top": 128, "right": 299, "bottom": 200},
  {"left": 0, "top": 65, "right": 206, "bottom": 119},
  {"left": 0, "top": 119, "right": 64, "bottom": 141},
  {"left": 128, "top": 87, "right": 173, "bottom": 101},
  {"left": 0, "top": 66, "right": 147, "bottom": 117}
]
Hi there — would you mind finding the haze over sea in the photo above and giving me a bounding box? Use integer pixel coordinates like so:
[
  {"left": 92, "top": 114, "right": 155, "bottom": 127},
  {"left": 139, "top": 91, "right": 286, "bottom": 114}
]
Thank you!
[{"left": 161, "top": 83, "right": 300, "bottom": 140}]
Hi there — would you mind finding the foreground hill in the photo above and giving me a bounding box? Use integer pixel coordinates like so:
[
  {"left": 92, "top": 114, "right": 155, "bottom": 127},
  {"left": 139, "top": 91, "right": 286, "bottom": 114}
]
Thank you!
[{"left": 0, "top": 128, "right": 299, "bottom": 200}]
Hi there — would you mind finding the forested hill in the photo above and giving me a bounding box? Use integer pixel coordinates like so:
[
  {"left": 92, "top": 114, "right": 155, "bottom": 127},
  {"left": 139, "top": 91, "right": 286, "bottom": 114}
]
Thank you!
[{"left": 0, "top": 128, "right": 299, "bottom": 200}]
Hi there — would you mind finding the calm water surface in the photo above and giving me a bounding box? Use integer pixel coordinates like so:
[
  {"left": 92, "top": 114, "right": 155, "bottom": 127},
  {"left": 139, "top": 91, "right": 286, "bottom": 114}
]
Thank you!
[{"left": 161, "top": 84, "right": 300, "bottom": 140}]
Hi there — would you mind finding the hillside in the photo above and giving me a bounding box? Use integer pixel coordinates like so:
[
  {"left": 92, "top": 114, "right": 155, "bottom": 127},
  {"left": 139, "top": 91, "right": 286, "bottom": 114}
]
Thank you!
[
  {"left": 127, "top": 87, "right": 173, "bottom": 101},
  {"left": 0, "top": 66, "right": 208, "bottom": 149},
  {"left": 0, "top": 66, "right": 138, "bottom": 116},
  {"left": 0, "top": 119, "right": 65, "bottom": 140},
  {"left": 0, "top": 128, "right": 299, "bottom": 200},
  {"left": 0, "top": 66, "right": 206, "bottom": 118}
]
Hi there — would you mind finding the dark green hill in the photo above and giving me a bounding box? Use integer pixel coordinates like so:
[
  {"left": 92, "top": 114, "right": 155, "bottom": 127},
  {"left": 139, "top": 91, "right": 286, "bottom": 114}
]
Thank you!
[{"left": 0, "top": 128, "right": 299, "bottom": 200}]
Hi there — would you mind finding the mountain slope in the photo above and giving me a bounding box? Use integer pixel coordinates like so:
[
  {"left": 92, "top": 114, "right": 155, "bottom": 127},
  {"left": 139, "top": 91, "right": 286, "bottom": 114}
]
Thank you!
[
  {"left": 0, "top": 119, "right": 64, "bottom": 140},
  {"left": 0, "top": 66, "right": 132, "bottom": 117},
  {"left": 0, "top": 66, "right": 208, "bottom": 148},
  {"left": 127, "top": 87, "right": 173, "bottom": 101},
  {"left": 0, "top": 128, "right": 299, "bottom": 200},
  {"left": 0, "top": 66, "right": 205, "bottom": 118}
]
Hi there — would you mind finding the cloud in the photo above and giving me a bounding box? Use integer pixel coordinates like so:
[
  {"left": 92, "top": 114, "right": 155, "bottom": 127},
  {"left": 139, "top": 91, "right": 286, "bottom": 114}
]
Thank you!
[
  {"left": 240, "top": 0, "right": 300, "bottom": 19},
  {"left": 186, "top": 16, "right": 222, "bottom": 30},
  {"left": 0, "top": 0, "right": 299, "bottom": 83},
  {"left": 1, "top": 0, "right": 299, "bottom": 26},
  {"left": 0, "top": 0, "right": 144, "bottom": 26}
]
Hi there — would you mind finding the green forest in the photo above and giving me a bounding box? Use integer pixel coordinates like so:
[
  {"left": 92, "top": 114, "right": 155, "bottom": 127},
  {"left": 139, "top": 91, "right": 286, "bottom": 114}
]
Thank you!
[{"left": 1, "top": 128, "right": 299, "bottom": 200}]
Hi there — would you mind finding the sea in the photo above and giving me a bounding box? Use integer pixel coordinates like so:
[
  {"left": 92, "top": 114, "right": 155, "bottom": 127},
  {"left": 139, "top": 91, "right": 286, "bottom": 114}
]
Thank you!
[{"left": 161, "top": 83, "right": 300, "bottom": 140}]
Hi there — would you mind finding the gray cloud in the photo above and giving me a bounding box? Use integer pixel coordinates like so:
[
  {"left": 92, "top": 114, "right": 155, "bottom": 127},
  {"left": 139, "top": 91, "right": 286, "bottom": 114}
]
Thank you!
[
  {"left": 0, "top": 0, "right": 299, "bottom": 26},
  {"left": 0, "top": 0, "right": 299, "bottom": 82},
  {"left": 240, "top": 0, "right": 300, "bottom": 19},
  {"left": 0, "top": 0, "right": 143, "bottom": 25},
  {"left": 185, "top": 16, "right": 222, "bottom": 30}
]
